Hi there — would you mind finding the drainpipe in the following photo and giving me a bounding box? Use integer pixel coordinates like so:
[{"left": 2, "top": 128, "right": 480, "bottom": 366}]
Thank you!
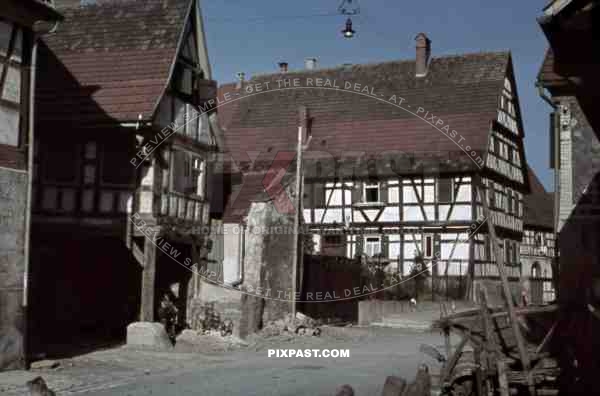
[
  {"left": 537, "top": 82, "right": 557, "bottom": 110},
  {"left": 22, "top": 38, "right": 38, "bottom": 369}
]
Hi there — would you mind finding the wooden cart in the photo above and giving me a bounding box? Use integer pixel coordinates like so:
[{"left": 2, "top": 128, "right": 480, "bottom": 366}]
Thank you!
[{"left": 433, "top": 299, "right": 560, "bottom": 396}]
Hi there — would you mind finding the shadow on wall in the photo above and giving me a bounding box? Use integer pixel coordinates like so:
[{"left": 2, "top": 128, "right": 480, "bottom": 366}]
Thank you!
[{"left": 28, "top": 43, "right": 144, "bottom": 359}]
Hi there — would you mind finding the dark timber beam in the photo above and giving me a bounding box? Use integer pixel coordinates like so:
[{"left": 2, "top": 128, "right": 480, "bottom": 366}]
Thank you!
[{"left": 140, "top": 235, "right": 158, "bottom": 322}]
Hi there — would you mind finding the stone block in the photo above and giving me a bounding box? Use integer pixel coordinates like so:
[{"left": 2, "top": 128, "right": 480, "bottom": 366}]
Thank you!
[
  {"left": 126, "top": 322, "right": 173, "bottom": 351},
  {"left": 0, "top": 325, "right": 24, "bottom": 370}
]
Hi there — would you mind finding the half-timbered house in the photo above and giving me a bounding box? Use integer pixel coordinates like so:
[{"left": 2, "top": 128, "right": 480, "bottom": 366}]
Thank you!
[
  {"left": 0, "top": 0, "right": 62, "bottom": 371},
  {"left": 30, "top": 0, "right": 220, "bottom": 352},
  {"left": 215, "top": 34, "right": 530, "bottom": 305}
]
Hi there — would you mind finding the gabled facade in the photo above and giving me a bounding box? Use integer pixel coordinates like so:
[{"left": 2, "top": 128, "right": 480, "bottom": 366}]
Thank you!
[
  {"left": 30, "top": 0, "right": 220, "bottom": 355},
  {"left": 520, "top": 167, "right": 555, "bottom": 304},
  {"left": 213, "top": 36, "right": 530, "bottom": 308}
]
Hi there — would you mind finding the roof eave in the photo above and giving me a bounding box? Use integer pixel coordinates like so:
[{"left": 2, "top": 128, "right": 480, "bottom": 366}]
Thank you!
[{"left": 149, "top": 0, "right": 194, "bottom": 122}]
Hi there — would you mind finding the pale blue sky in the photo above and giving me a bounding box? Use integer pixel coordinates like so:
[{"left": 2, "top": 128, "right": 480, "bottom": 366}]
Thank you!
[{"left": 202, "top": 0, "right": 553, "bottom": 190}]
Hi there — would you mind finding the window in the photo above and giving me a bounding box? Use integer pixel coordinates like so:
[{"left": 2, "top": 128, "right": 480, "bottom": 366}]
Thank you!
[
  {"left": 364, "top": 182, "right": 379, "bottom": 203},
  {"left": 437, "top": 178, "right": 453, "bottom": 202},
  {"left": 507, "top": 191, "right": 514, "bottom": 214},
  {"left": 191, "top": 157, "right": 206, "bottom": 197},
  {"left": 423, "top": 234, "right": 433, "bottom": 258},
  {"left": 172, "top": 150, "right": 206, "bottom": 196},
  {"left": 0, "top": 21, "right": 26, "bottom": 147},
  {"left": 488, "top": 186, "right": 496, "bottom": 208},
  {"left": 504, "top": 240, "right": 511, "bottom": 264},
  {"left": 365, "top": 236, "right": 381, "bottom": 257}
]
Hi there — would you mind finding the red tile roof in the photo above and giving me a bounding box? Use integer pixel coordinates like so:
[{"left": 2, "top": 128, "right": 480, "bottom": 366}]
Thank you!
[
  {"left": 220, "top": 52, "right": 511, "bottom": 172},
  {"left": 36, "top": 0, "right": 192, "bottom": 126}
]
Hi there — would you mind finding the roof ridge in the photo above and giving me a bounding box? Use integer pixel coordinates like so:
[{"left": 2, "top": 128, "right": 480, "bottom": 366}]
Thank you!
[{"left": 247, "top": 50, "right": 510, "bottom": 81}]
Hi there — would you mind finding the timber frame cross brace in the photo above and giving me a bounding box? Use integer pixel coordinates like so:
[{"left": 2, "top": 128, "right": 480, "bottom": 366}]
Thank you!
[{"left": 475, "top": 176, "right": 536, "bottom": 395}]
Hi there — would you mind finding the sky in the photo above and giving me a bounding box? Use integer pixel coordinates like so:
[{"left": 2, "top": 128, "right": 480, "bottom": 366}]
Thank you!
[{"left": 201, "top": 0, "right": 553, "bottom": 191}]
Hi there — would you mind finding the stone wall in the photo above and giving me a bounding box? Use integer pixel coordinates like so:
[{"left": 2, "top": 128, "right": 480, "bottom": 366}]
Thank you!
[{"left": 0, "top": 169, "right": 27, "bottom": 370}]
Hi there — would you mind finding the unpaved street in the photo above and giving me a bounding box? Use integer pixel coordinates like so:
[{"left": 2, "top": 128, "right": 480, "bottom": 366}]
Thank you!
[{"left": 74, "top": 327, "right": 448, "bottom": 396}]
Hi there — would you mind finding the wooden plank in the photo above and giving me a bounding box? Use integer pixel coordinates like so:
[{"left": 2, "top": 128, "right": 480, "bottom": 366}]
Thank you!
[
  {"left": 440, "top": 335, "right": 469, "bottom": 384},
  {"left": 474, "top": 346, "right": 485, "bottom": 396},
  {"left": 535, "top": 320, "right": 558, "bottom": 356},
  {"left": 497, "top": 360, "right": 510, "bottom": 396},
  {"left": 476, "top": 179, "right": 535, "bottom": 395}
]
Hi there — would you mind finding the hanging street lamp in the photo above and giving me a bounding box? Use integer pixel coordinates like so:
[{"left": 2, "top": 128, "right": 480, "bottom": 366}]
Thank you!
[{"left": 341, "top": 17, "right": 355, "bottom": 38}]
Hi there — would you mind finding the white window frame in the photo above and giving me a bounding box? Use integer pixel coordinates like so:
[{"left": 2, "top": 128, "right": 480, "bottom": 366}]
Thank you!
[
  {"left": 364, "top": 235, "right": 381, "bottom": 257},
  {"left": 363, "top": 182, "right": 380, "bottom": 203}
]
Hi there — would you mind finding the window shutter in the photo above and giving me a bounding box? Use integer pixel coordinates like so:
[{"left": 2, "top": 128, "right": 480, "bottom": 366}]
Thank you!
[
  {"left": 434, "top": 234, "right": 441, "bottom": 260},
  {"left": 303, "top": 183, "right": 312, "bottom": 208},
  {"left": 314, "top": 183, "right": 325, "bottom": 207},
  {"left": 352, "top": 182, "right": 362, "bottom": 203},
  {"left": 382, "top": 235, "right": 389, "bottom": 259},
  {"left": 355, "top": 236, "right": 363, "bottom": 257},
  {"left": 380, "top": 182, "right": 388, "bottom": 204}
]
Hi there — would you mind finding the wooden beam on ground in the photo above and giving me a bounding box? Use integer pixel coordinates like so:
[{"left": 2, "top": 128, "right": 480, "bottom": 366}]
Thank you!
[
  {"left": 440, "top": 335, "right": 469, "bottom": 385},
  {"left": 140, "top": 235, "right": 158, "bottom": 321},
  {"left": 476, "top": 179, "right": 534, "bottom": 395}
]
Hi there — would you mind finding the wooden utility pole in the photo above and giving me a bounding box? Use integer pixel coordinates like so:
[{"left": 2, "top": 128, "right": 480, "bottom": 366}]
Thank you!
[
  {"left": 476, "top": 178, "right": 535, "bottom": 394},
  {"left": 292, "top": 106, "right": 308, "bottom": 318}
]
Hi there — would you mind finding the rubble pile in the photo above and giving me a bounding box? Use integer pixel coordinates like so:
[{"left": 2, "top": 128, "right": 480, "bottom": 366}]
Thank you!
[
  {"left": 190, "top": 302, "right": 234, "bottom": 337},
  {"left": 260, "top": 312, "right": 322, "bottom": 337}
]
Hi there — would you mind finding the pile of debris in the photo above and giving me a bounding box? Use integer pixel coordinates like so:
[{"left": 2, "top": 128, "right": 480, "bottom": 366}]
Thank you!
[
  {"left": 190, "top": 302, "right": 234, "bottom": 337},
  {"left": 260, "top": 312, "right": 322, "bottom": 337}
]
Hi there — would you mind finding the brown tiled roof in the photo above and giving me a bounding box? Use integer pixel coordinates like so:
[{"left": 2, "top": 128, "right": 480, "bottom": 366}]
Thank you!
[
  {"left": 221, "top": 52, "right": 511, "bottom": 171},
  {"left": 36, "top": 0, "right": 192, "bottom": 126},
  {"left": 524, "top": 166, "right": 554, "bottom": 230}
]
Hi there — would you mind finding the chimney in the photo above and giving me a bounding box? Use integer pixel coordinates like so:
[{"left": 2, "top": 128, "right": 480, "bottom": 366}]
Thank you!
[
  {"left": 235, "top": 72, "right": 245, "bottom": 89},
  {"left": 278, "top": 62, "right": 288, "bottom": 73},
  {"left": 415, "top": 33, "right": 431, "bottom": 78},
  {"left": 305, "top": 58, "right": 317, "bottom": 70}
]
